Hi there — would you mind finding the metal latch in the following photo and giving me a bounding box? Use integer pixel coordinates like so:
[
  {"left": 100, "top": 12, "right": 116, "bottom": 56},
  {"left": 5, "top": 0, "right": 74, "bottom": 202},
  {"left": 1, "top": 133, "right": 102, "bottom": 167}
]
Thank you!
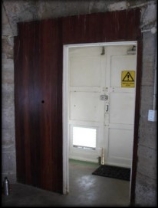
[{"left": 100, "top": 95, "right": 108, "bottom": 101}]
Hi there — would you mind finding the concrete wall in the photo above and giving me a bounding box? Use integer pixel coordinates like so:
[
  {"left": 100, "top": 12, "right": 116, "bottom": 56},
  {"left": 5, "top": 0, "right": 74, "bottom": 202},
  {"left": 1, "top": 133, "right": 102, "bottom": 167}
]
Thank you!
[{"left": 2, "top": 0, "right": 157, "bottom": 206}]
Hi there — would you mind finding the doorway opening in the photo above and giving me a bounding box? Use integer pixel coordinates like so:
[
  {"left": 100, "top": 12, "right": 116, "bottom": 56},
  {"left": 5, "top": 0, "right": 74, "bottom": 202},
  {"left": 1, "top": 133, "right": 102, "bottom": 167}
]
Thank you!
[{"left": 63, "top": 41, "right": 137, "bottom": 201}]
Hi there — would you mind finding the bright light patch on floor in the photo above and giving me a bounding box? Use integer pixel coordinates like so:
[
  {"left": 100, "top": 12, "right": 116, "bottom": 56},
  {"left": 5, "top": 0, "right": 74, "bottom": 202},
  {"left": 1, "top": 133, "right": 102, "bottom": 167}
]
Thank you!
[{"left": 73, "top": 127, "right": 96, "bottom": 149}]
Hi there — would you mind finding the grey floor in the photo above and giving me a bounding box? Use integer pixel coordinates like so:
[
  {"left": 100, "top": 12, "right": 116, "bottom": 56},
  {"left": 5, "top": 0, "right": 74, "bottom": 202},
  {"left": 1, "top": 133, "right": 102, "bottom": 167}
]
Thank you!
[{"left": 2, "top": 160, "right": 130, "bottom": 207}]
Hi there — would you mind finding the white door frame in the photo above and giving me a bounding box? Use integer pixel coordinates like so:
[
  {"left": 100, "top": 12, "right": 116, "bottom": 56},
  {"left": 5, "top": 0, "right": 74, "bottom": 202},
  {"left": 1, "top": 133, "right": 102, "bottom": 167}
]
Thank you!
[{"left": 62, "top": 41, "right": 137, "bottom": 194}]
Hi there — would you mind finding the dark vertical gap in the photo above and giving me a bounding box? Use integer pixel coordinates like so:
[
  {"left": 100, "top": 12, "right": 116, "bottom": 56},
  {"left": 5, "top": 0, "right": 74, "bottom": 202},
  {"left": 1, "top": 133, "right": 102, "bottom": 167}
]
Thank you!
[{"left": 130, "top": 39, "right": 143, "bottom": 205}]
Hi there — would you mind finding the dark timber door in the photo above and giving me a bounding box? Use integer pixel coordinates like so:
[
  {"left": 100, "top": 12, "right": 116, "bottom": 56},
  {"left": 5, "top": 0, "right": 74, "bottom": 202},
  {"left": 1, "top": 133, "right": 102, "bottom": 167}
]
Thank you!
[
  {"left": 14, "top": 20, "right": 63, "bottom": 193},
  {"left": 14, "top": 9, "right": 141, "bottom": 199}
]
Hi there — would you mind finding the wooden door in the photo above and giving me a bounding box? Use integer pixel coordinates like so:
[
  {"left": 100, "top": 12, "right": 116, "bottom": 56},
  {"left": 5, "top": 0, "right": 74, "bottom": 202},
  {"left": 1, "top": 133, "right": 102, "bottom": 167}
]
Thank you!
[{"left": 14, "top": 20, "right": 63, "bottom": 193}]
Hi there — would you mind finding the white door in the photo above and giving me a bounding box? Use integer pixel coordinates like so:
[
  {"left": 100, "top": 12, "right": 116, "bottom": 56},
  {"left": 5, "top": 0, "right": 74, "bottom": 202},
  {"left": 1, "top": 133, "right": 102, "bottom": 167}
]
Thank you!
[
  {"left": 104, "top": 46, "right": 137, "bottom": 168},
  {"left": 68, "top": 44, "right": 137, "bottom": 168}
]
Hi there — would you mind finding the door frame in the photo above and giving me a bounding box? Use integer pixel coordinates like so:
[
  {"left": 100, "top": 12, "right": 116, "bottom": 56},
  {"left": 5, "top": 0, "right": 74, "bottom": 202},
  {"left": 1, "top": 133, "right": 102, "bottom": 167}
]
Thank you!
[{"left": 62, "top": 41, "right": 137, "bottom": 196}]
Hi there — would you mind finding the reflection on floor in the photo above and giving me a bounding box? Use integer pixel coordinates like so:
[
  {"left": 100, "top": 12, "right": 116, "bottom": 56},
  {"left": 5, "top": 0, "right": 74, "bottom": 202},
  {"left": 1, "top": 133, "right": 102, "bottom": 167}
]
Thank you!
[{"left": 2, "top": 159, "right": 130, "bottom": 207}]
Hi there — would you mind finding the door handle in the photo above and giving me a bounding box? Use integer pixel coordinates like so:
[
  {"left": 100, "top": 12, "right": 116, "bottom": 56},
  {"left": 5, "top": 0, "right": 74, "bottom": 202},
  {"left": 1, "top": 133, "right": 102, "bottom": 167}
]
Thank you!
[{"left": 106, "top": 105, "right": 108, "bottom": 112}]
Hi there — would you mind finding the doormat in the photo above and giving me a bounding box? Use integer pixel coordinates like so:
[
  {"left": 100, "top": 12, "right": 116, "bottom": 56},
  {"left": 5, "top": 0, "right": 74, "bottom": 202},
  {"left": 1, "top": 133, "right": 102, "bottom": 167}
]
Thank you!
[{"left": 92, "top": 165, "right": 130, "bottom": 181}]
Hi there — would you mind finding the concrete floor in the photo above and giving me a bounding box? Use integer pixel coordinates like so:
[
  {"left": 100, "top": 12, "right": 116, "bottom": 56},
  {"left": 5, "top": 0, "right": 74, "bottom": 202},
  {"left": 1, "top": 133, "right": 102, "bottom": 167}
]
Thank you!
[{"left": 2, "top": 160, "right": 130, "bottom": 207}]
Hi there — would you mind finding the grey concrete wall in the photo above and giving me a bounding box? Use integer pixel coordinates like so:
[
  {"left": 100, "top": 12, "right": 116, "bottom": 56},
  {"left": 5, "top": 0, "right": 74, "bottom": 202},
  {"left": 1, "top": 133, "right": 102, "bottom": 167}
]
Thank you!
[
  {"left": 2, "top": 4, "right": 16, "bottom": 183},
  {"left": 2, "top": 0, "right": 157, "bottom": 206}
]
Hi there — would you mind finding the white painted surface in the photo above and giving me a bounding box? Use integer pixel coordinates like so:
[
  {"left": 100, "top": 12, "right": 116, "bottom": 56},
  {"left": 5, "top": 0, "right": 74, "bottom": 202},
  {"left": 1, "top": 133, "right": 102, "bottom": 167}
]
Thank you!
[
  {"left": 105, "top": 46, "right": 136, "bottom": 167},
  {"left": 68, "top": 46, "right": 105, "bottom": 163},
  {"left": 68, "top": 44, "right": 137, "bottom": 168}
]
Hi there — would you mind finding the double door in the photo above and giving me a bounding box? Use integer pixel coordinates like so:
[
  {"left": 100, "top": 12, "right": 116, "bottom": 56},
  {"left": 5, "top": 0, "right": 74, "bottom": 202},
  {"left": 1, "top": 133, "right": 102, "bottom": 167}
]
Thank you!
[{"left": 69, "top": 44, "right": 137, "bottom": 168}]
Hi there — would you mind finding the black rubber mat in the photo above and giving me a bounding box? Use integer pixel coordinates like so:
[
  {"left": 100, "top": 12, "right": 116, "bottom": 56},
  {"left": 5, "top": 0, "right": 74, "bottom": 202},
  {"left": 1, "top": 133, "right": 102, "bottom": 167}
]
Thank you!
[{"left": 92, "top": 165, "right": 130, "bottom": 181}]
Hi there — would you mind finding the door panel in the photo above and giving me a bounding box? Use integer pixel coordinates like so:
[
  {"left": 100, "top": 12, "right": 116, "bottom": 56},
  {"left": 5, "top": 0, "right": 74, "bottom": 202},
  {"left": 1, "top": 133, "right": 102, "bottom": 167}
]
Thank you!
[
  {"left": 108, "top": 128, "right": 133, "bottom": 158},
  {"left": 70, "top": 57, "right": 101, "bottom": 87},
  {"left": 109, "top": 92, "right": 135, "bottom": 124},
  {"left": 110, "top": 55, "right": 136, "bottom": 87},
  {"left": 70, "top": 92, "right": 104, "bottom": 122}
]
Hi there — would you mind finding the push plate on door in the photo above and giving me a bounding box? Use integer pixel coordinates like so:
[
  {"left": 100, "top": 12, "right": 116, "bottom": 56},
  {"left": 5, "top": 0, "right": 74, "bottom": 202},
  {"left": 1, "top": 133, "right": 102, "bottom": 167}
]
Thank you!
[{"left": 100, "top": 95, "right": 108, "bottom": 101}]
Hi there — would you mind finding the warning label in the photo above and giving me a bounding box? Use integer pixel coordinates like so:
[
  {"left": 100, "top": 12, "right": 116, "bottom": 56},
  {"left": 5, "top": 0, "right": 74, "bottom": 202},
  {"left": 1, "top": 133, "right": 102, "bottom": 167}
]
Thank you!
[{"left": 121, "top": 71, "right": 135, "bottom": 88}]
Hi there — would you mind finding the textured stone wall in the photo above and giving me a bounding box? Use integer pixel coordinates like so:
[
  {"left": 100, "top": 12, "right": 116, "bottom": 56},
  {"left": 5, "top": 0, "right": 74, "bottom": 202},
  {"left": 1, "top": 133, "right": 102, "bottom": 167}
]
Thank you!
[
  {"left": 2, "top": 0, "right": 157, "bottom": 206},
  {"left": 135, "top": 4, "right": 157, "bottom": 205}
]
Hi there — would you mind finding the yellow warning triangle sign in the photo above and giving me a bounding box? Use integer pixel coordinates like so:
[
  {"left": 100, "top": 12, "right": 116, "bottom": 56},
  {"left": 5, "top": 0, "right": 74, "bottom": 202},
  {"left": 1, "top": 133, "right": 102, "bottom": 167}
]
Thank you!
[
  {"left": 121, "top": 71, "right": 135, "bottom": 88},
  {"left": 122, "top": 72, "right": 134, "bottom": 82}
]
